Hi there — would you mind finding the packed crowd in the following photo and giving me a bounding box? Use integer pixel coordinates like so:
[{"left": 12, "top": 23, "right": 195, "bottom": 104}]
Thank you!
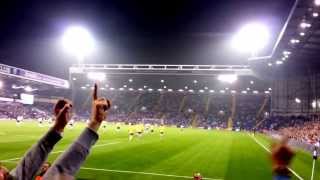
[{"left": 259, "top": 115, "right": 320, "bottom": 145}]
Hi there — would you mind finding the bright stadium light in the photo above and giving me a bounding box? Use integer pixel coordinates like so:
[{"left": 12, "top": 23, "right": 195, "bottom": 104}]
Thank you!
[
  {"left": 217, "top": 74, "right": 238, "bottom": 84},
  {"left": 87, "top": 72, "right": 106, "bottom": 81},
  {"left": 232, "top": 22, "right": 270, "bottom": 55},
  {"left": 315, "top": 0, "right": 320, "bottom": 6},
  {"left": 62, "top": 26, "right": 95, "bottom": 61},
  {"left": 295, "top": 98, "right": 301, "bottom": 104},
  {"left": 24, "top": 86, "right": 33, "bottom": 92}
]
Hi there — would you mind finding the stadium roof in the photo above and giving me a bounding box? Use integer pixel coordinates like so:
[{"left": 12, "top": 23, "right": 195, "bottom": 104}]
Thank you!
[
  {"left": 251, "top": 0, "right": 320, "bottom": 72},
  {"left": 70, "top": 66, "right": 271, "bottom": 95}
]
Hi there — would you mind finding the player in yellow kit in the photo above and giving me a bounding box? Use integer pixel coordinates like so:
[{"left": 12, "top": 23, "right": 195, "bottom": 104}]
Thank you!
[
  {"left": 159, "top": 124, "right": 165, "bottom": 138},
  {"left": 128, "top": 124, "right": 135, "bottom": 141}
]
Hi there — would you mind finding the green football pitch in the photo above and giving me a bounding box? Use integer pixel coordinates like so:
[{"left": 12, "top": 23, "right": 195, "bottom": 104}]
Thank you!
[{"left": 0, "top": 121, "right": 319, "bottom": 180}]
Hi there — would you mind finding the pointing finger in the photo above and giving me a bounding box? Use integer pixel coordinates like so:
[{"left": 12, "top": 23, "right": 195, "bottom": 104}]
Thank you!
[{"left": 93, "top": 83, "right": 98, "bottom": 100}]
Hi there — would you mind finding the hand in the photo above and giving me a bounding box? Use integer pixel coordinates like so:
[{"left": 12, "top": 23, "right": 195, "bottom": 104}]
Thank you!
[
  {"left": 88, "top": 83, "right": 111, "bottom": 132},
  {"left": 53, "top": 99, "right": 72, "bottom": 133}
]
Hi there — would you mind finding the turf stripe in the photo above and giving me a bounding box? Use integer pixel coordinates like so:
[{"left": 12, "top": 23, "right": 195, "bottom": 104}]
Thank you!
[
  {"left": 81, "top": 167, "right": 223, "bottom": 180},
  {"left": 247, "top": 133, "right": 304, "bottom": 180}
]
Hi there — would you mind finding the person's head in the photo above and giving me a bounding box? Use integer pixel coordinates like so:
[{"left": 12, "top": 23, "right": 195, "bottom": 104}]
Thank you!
[
  {"left": 39, "top": 162, "right": 51, "bottom": 176},
  {"left": 0, "top": 165, "right": 12, "bottom": 180}
]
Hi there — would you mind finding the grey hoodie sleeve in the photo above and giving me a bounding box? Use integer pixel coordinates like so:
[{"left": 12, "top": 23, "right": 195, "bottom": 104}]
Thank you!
[
  {"left": 10, "top": 129, "right": 62, "bottom": 180},
  {"left": 43, "top": 127, "right": 98, "bottom": 179}
]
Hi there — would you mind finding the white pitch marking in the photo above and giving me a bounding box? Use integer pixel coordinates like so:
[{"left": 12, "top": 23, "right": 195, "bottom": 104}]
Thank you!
[
  {"left": 0, "top": 141, "right": 120, "bottom": 162},
  {"left": 81, "top": 167, "right": 223, "bottom": 180},
  {"left": 248, "top": 133, "right": 304, "bottom": 180}
]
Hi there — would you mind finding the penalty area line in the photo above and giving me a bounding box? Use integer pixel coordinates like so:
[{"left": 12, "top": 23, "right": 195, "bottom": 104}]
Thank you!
[
  {"left": 247, "top": 133, "right": 304, "bottom": 180},
  {"left": 81, "top": 167, "right": 223, "bottom": 180}
]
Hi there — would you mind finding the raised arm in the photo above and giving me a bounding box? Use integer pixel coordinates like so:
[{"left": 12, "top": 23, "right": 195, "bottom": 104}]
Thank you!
[
  {"left": 10, "top": 100, "right": 72, "bottom": 180},
  {"left": 43, "top": 84, "right": 111, "bottom": 179}
]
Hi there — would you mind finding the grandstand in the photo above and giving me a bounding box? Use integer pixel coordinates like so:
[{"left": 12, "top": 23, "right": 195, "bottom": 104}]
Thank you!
[{"left": 1, "top": 0, "right": 320, "bottom": 180}]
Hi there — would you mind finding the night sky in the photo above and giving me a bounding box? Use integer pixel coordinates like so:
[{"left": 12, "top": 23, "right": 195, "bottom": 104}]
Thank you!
[{"left": 0, "top": 0, "right": 293, "bottom": 78}]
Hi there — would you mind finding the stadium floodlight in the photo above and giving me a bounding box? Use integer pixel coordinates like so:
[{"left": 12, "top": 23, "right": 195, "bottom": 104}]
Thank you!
[
  {"left": 100, "top": 87, "right": 105, "bottom": 90},
  {"left": 24, "top": 86, "right": 33, "bottom": 92},
  {"left": 295, "top": 98, "right": 301, "bottom": 104},
  {"left": 300, "top": 22, "right": 311, "bottom": 29},
  {"left": 232, "top": 22, "right": 270, "bottom": 55},
  {"left": 72, "top": 77, "right": 77, "bottom": 81},
  {"left": 253, "top": 90, "right": 259, "bottom": 94},
  {"left": 185, "top": 86, "right": 188, "bottom": 89},
  {"left": 264, "top": 91, "right": 270, "bottom": 94},
  {"left": 129, "top": 88, "right": 134, "bottom": 91},
  {"left": 268, "top": 63, "right": 273, "bottom": 67},
  {"left": 276, "top": 61, "right": 283, "bottom": 65},
  {"left": 217, "top": 74, "right": 238, "bottom": 84},
  {"left": 209, "top": 90, "right": 215, "bottom": 93},
  {"left": 241, "top": 90, "right": 247, "bottom": 94},
  {"left": 160, "top": 80, "right": 164, "bottom": 83},
  {"left": 138, "top": 88, "right": 144, "bottom": 91},
  {"left": 193, "top": 80, "right": 198, "bottom": 84},
  {"left": 188, "top": 89, "right": 194, "bottom": 93},
  {"left": 315, "top": 0, "right": 320, "bottom": 6},
  {"left": 220, "top": 90, "right": 226, "bottom": 94},
  {"left": 157, "top": 89, "right": 163, "bottom": 92},
  {"left": 246, "top": 87, "right": 250, "bottom": 91},
  {"left": 178, "top": 89, "right": 184, "bottom": 92},
  {"left": 313, "top": 12, "right": 319, "bottom": 17},
  {"left": 312, "top": 101, "right": 316, "bottom": 109},
  {"left": 290, "top": 39, "right": 300, "bottom": 44},
  {"left": 129, "top": 79, "right": 133, "bottom": 83},
  {"left": 81, "top": 86, "right": 86, "bottom": 89},
  {"left": 109, "top": 87, "right": 115, "bottom": 91},
  {"left": 119, "top": 88, "right": 124, "bottom": 91},
  {"left": 300, "top": 32, "right": 305, "bottom": 36},
  {"left": 250, "top": 81, "right": 254, "bottom": 84},
  {"left": 199, "top": 89, "right": 204, "bottom": 93},
  {"left": 168, "top": 89, "right": 173, "bottom": 92},
  {"left": 62, "top": 26, "right": 95, "bottom": 62},
  {"left": 231, "top": 90, "right": 237, "bottom": 94},
  {"left": 87, "top": 72, "right": 106, "bottom": 81},
  {"left": 148, "top": 88, "right": 153, "bottom": 92},
  {"left": 204, "top": 86, "right": 208, "bottom": 90},
  {"left": 163, "top": 86, "right": 167, "bottom": 89}
]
